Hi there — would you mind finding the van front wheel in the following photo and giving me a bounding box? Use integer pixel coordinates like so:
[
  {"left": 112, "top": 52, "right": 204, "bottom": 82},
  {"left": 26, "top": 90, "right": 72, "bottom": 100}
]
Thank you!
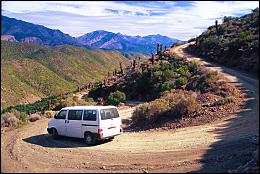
[
  {"left": 84, "top": 133, "right": 96, "bottom": 146},
  {"left": 51, "top": 128, "right": 59, "bottom": 139}
]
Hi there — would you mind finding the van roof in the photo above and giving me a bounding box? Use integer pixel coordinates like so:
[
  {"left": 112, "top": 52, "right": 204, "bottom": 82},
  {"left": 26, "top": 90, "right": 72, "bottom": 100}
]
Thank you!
[{"left": 61, "top": 105, "right": 117, "bottom": 110}]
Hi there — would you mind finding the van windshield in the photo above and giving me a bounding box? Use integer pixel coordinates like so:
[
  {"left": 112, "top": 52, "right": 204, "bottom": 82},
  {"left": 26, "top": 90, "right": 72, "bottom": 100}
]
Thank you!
[{"left": 100, "top": 108, "right": 119, "bottom": 120}]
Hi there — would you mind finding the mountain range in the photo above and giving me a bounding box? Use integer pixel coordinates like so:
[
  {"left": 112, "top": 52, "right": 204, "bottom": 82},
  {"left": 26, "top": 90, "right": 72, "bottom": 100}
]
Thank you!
[{"left": 1, "top": 15, "right": 185, "bottom": 55}]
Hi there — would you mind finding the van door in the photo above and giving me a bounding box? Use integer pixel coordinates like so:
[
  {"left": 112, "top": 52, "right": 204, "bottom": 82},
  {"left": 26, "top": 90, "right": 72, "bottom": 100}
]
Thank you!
[
  {"left": 53, "top": 110, "right": 67, "bottom": 136},
  {"left": 100, "top": 108, "right": 121, "bottom": 138},
  {"left": 66, "top": 110, "right": 83, "bottom": 138},
  {"left": 82, "top": 110, "right": 98, "bottom": 136}
]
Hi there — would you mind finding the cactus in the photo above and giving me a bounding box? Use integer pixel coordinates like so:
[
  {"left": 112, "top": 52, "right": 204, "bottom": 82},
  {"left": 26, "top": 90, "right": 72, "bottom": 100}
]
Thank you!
[
  {"left": 215, "top": 20, "right": 219, "bottom": 34},
  {"left": 157, "top": 43, "right": 160, "bottom": 54},
  {"left": 133, "top": 59, "right": 136, "bottom": 70},
  {"left": 78, "top": 84, "right": 80, "bottom": 92},
  {"left": 151, "top": 53, "right": 155, "bottom": 65},
  {"left": 119, "top": 62, "right": 123, "bottom": 74}
]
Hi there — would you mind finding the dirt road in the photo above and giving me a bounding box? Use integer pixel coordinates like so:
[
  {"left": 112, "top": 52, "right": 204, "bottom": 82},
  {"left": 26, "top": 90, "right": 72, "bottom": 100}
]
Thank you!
[{"left": 1, "top": 43, "right": 258, "bottom": 173}]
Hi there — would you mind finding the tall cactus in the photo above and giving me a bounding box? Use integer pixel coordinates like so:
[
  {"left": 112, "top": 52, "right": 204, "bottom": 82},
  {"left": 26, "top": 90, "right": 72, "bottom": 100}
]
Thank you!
[
  {"left": 215, "top": 20, "right": 219, "bottom": 34},
  {"left": 119, "top": 62, "right": 123, "bottom": 74},
  {"left": 157, "top": 43, "right": 160, "bottom": 54},
  {"left": 133, "top": 59, "right": 136, "bottom": 70},
  {"left": 151, "top": 53, "right": 155, "bottom": 65}
]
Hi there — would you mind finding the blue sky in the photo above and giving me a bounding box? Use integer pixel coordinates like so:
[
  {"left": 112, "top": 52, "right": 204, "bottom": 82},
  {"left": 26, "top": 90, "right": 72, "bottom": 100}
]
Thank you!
[{"left": 1, "top": 1, "right": 259, "bottom": 40}]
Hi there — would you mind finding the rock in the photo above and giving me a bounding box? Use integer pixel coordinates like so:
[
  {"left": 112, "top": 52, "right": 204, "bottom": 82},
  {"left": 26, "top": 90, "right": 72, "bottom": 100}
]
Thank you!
[
  {"left": 101, "top": 166, "right": 106, "bottom": 170},
  {"left": 118, "top": 102, "right": 125, "bottom": 106},
  {"left": 142, "top": 169, "right": 149, "bottom": 173}
]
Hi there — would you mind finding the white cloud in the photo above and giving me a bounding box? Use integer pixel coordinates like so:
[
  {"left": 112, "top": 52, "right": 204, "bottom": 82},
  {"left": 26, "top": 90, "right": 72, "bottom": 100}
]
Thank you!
[{"left": 1, "top": 1, "right": 259, "bottom": 40}]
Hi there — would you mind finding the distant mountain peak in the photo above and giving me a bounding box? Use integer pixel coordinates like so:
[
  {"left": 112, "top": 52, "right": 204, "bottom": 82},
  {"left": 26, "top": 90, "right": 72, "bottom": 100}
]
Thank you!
[{"left": 1, "top": 15, "right": 186, "bottom": 55}]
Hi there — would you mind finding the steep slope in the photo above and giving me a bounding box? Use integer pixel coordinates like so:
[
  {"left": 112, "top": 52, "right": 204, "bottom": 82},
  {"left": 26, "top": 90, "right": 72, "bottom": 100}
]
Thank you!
[
  {"left": 77, "top": 30, "right": 185, "bottom": 55},
  {"left": 186, "top": 8, "right": 259, "bottom": 75},
  {"left": 1, "top": 41, "right": 129, "bottom": 109},
  {"left": 1, "top": 16, "right": 80, "bottom": 46}
]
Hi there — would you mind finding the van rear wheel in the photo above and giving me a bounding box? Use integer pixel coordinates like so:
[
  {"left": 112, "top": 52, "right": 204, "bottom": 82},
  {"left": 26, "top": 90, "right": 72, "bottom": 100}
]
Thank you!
[{"left": 84, "top": 133, "right": 96, "bottom": 146}]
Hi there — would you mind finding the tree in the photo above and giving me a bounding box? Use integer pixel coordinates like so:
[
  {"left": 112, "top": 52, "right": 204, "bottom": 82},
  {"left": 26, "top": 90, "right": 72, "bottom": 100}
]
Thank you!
[{"left": 107, "top": 91, "right": 126, "bottom": 106}]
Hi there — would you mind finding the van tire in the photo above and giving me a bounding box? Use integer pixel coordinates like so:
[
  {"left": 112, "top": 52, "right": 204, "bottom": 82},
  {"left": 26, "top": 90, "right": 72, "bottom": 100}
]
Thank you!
[
  {"left": 84, "top": 132, "right": 96, "bottom": 146},
  {"left": 109, "top": 137, "right": 114, "bottom": 141},
  {"left": 51, "top": 128, "right": 59, "bottom": 139}
]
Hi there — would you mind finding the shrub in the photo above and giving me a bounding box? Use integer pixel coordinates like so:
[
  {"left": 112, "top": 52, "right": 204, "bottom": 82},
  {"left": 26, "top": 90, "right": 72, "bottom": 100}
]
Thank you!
[
  {"left": 188, "top": 61, "right": 200, "bottom": 75},
  {"left": 44, "top": 111, "right": 56, "bottom": 118},
  {"left": 107, "top": 91, "right": 126, "bottom": 106},
  {"left": 162, "top": 90, "right": 200, "bottom": 118},
  {"left": 16, "top": 112, "right": 28, "bottom": 122},
  {"left": 160, "top": 82, "right": 175, "bottom": 91},
  {"left": 1, "top": 112, "right": 19, "bottom": 127},
  {"left": 132, "top": 99, "right": 169, "bottom": 125},
  {"left": 131, "top": 89, "right": 200, "bottom": 128},
  {"left": 29, "top": 113, "right": 41, "bottom": 122},
  {"left": 175, "top": 76, "right": 188, "bottom": 88},
  {"left": 197, "top": 69, "right": 221, "bottom": 93},
  {"left": 78, "top": 98, "right": 95, "bottom": 106},
  {"left": 216, "top": 96, "right": 235, "bottom": 105}
]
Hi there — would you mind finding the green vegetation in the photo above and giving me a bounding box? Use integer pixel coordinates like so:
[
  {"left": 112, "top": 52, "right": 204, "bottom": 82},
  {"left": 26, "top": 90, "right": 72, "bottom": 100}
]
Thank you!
[
  {"left": 186, "top": 8, "right": 259, "bottom": 74},
  {"left": 1, "top": 41, "right": 129, "bottom": 109},
  {"left": 107, "top": 90, "right": 126, "bottom": 106},
  {"left": 117, "top": 58, "right": 202, "bottom": 101}
]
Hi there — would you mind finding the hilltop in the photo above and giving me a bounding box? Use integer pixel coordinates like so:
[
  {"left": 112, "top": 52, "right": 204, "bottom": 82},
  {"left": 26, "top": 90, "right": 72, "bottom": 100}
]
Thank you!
[
  {"left": 186, "top": 8, "right": 259, "bottom": 75},
  {"left": 1, "top": 41, "right": 129, "bottom": 109},
  {"left": 77, "top": 30, "right": 185, "bottom": 55}
]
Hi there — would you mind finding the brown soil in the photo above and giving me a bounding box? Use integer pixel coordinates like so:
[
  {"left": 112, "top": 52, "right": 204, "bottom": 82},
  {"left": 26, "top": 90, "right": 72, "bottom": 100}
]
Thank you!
[{"left": 1, "top": 43, "right": 258, "bottom": 173}]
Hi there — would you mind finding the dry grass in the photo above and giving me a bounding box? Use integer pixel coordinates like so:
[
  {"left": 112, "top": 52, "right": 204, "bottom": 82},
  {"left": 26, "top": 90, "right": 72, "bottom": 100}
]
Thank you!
[
  {"left": 131, "top": 89, "right": 200, "bottom": 128},
  {"left": 44, "top": 111, "right": 56, "bottom": 118},
  {"left": 1, "top": 112, "right": 19, "bottom": 127}
]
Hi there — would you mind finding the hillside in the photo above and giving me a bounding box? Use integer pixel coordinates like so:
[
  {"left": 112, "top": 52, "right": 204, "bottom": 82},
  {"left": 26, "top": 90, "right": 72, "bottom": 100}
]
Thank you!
[
  {"left": 186, "top": 8, "right": 259, "bottom": 75},
  {"left": 77, "top": 30, "right": 185, "bottom": 55},
  {"left": 1, "top": 41, "right": 129, "bottom": 109}
]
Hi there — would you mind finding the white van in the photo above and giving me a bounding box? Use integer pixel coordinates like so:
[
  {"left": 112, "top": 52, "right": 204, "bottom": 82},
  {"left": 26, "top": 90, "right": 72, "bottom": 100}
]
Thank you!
[{"left": 47, "top": 106, "right": 123, "bottom": 145}]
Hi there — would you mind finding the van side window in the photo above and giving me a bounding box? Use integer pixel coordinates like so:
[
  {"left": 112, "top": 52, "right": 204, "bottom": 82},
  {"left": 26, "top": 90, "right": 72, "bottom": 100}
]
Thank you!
[
  {"left": 68, "top": 110, "right": 83, "bottom": 120},
  {"left": 83, "top": 110, "right": 97, "bottom": 121},
  {"left": 54, "top": 110, "right": 67, "bottom": 119}
]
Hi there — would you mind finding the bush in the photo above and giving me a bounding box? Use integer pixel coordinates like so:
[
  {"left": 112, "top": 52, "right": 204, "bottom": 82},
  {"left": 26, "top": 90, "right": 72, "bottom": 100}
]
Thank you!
[
  {"left": 1, "top": 112, "right": 19, "bottom": 127},
  {"left": 131, "top": 89, "right": 200, "bottom": 128},
  {"left": 188, "top": 61, "right": 200, "bottom": 75},
  {"left": 107, "top": 91, "right": 126, "bottom": 106},
  {"left": 132, "top": 99, "right": 169, "bottom": 125},
  {"left": 44, "top": 111, "right": 56, "bottom": 118},
  {"left": 175, "top": 76, "right": 188, "bottom": 88},
  {"left": 78, "top": 98, "right": 95, "bottom": 106},
  {"left": 216, "top": 96, "right": 235, "bottom": 105},
  {"left": 197, "top": 69, "right": 221, "bottom": 93},
  {"left": 163, "top": 90, "right": 199, "bottom": 118},
  {"left": 29, "top": 113, "right": 41, "bottom": 122},
  {"left": 16, "top": 112, "right": 28, "bottom": 122}
]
